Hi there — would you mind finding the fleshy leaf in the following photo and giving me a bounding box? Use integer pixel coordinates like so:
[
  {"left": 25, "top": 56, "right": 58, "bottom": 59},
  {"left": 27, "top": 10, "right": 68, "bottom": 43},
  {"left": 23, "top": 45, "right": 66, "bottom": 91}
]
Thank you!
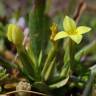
[
  {"left": 44, "top": 58, "right": 56, "bottom": 81},
  {"left": 49, "top": 76, "right": 69, "bottom": 88},
  {"left": 38, "top": 50, "right": 43, "bottom": 67},
  {"left": 75, "top": 40, "right": 96, "bottom": 61},
  {"left": 54, "top": 31, "right": 68, "bottom": 40},
  {"left": 69, "top": 34, "right": 82, "bottom": 44},
  {"left": 77, "top": 26, "right": 91, "bottom": 34},
  {"left": 63, "top": 16, "right": 76, "bottom": 32}
]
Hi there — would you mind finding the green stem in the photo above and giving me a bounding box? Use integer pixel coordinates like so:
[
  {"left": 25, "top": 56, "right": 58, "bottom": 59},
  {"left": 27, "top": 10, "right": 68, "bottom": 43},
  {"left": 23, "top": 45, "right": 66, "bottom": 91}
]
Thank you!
[
  {"left": 69, "top": 40, "right": 76, "bottom": 66},
  {"left": 64, "top": 39, "right": 76, "bottom": 72}
]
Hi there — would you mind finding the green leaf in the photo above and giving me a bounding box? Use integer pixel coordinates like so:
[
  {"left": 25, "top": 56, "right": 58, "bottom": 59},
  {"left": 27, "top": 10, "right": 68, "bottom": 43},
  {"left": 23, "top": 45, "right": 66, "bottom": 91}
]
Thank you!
[
  {"left": 75, "top": 40, "right": 96, "bottom": 61},
  {"left": 49, "top": 76, "right": 69, "bottom": 88},
  {"left": 44, "top": 58, "right": 56, "bottom": 81},
  {"left": 20, "top": 67, "right": 34, "bottom": 82},
  {"left": 0, "top": 68, "right": 8, "bottom": 81},
  {"left": 0, "top": 74, "right": 9, "bottom": 81},
  {"left": 0, "top": 69, "right": 6, "bottom": 77},
  {"left": 17, "top": 46, "right": 35, "bottom": 79},
  {"left": 60, "top": 63, "right": 70, "bottom": 78},
  {"left": 38, "top": 50, "right": 43, "bottom": 67},
  {"left": 41, "top": 46, "right": 57, "bottom": 77},
  {"left": 33, "top": 82, "right": 50, "bottom": 94},
  {"left": 27, "top": 45, "right": 36, "bottom": 65},
  {"left": 29, "top": 9, "right": 51, "bottom": 55},
  {"left": 90, "top": 65, "right": 96, "bottom": 75}
]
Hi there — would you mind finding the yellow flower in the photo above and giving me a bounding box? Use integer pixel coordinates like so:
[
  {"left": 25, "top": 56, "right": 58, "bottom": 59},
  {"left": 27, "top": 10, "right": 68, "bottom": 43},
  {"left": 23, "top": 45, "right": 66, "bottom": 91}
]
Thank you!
[
  {"left": 54, "top": 16, "right": 91, "bottom": 44},
  {"left": 7, "top": 24, "right": 23, "bottom": 45}
]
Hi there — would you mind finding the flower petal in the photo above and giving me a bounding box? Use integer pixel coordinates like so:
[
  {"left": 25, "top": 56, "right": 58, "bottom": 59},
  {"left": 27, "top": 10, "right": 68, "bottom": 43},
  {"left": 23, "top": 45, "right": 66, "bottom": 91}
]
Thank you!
[
  {"left": 69, "top": 34, "right": 82, "bottom": 44},
  {"left": 63, "top": 16, "right": 76, "bottom": 32},
  {"left": 54, "top": 31, "right": 68, "bottom": 40},
  {"left": 77, "top": 26, "right": 91, "bottom": 34}
]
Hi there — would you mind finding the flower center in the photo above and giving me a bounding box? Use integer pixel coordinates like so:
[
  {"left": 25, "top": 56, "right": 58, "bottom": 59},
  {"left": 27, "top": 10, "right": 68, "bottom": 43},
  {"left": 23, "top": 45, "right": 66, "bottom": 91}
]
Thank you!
[{"left": 67, "top": 30, "right": 77, "bottom": 35}]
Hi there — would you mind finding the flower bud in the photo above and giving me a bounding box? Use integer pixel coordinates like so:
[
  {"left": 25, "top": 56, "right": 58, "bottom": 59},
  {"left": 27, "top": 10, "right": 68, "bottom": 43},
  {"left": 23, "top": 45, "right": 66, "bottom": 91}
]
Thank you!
[
  {"left": 7, "top": 24, "right": 23, "bottom": 46},
  {"left": 50, "top": 23, "right": 58, "bottom": 41}
]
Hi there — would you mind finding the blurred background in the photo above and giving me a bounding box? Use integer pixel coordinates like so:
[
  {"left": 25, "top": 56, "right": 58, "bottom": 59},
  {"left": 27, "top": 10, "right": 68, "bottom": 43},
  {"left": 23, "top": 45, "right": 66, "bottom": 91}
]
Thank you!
[
  {"left": 0, "top": 0, "right": 96, "bottom": 95},
  {"left": 0, "top": 0, "right": 96, "bottom": 42}
]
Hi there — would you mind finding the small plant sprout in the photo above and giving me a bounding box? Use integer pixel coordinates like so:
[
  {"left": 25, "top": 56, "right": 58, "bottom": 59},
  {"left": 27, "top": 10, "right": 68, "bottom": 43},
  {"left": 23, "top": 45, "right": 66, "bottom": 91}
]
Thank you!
[{"left": 54, "top": 16, "right": 91, "bottom": 44}]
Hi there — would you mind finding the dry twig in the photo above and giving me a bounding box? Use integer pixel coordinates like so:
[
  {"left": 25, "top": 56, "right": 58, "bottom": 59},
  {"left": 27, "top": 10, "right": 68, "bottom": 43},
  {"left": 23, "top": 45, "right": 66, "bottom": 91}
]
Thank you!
[
  {"left": 73, "top": 0, "right": 87, "bottom": 23},
  {"left": 0, "top": 90, "right": 48, "bottom": 96}
]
